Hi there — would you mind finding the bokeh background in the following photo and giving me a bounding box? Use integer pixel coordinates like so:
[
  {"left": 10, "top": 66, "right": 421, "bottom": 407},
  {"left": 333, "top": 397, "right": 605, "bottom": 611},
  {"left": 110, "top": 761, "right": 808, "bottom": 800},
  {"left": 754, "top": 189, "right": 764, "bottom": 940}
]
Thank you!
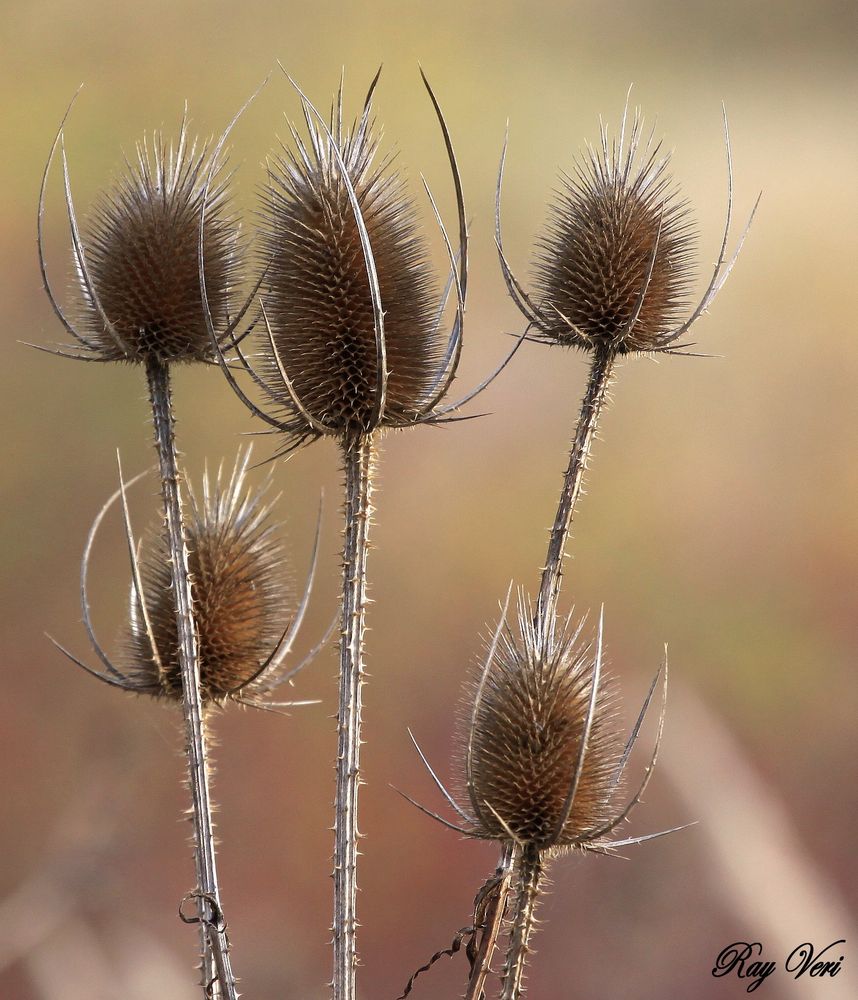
[{"left": 2, "top": 1, "right": 856, "bottom": 997}]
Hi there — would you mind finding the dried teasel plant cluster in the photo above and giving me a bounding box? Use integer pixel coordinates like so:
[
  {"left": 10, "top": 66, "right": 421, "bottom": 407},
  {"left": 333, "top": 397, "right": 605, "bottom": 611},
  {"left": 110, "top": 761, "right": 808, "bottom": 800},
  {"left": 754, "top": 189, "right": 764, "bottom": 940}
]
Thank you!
[
  {"left": 37, "top": 71, "right": 756, "bottom": 1000},
  {"left": 402, "top": 99, "right": 757, "bottom": 1000}
]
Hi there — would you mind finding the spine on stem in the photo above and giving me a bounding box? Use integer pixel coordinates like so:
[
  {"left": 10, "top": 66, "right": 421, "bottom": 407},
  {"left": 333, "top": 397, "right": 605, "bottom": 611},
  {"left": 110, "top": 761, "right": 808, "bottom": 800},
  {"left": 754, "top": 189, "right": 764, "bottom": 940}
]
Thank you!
[
  {"left": 537, "top": 346, "right": 615, "bottom": 620},
  {"left": 333, "top": 434, "right": 375, "bottom": 1000},
  {"left": 464, "top": 843, "right": 516, "bottom": 1000},
  {"left": 501, "top": 845, "right": 543, "bottom": 1000},
  {"left": 146, "top": 357, "right": 238, "bottom": 1000}
]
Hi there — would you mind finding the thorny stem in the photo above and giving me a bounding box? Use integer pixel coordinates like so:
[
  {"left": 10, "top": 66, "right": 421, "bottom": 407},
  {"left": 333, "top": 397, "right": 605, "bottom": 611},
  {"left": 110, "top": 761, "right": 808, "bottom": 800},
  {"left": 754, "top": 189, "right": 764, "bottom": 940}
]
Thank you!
[
  {"left": 500, "top": 844, "right": 543, "bottom": 1000},
  {"left": 537, "top": 346, "right": 615, "bottom": 621},
  {"left": 146, "top": 358, "right": 238, "bottom": 1000},
  {"left": 333, "top": 434, "right": 375, "bottom": 1000},
  {"left": 464, "top": 843, "right": 516, "bottom": 1000}
]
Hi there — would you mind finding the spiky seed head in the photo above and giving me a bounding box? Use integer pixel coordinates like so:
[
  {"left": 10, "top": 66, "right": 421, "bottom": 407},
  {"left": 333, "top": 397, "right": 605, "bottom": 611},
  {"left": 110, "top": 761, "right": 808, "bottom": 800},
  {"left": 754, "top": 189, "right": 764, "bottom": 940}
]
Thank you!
[
  {"left": 78, "top": 122, "right": 240, "bottom": 363},
  {"left": 463, "top": 597, "right": 624, "bottom": 851},
  {"left": 531, "top": 113, "right": 696, "bottom": 354},
  {"left": 257, "top": 83, "right": 442, "bottom": 443},
  {"left": 124, "top": 461, "right": 290, "bottom": 703}
]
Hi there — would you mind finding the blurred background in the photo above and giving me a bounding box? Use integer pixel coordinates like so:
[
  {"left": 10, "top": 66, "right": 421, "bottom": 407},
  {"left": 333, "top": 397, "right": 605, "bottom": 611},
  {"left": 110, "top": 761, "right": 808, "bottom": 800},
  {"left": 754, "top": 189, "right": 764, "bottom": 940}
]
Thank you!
[{"left": 1, "top": 1, "right": 856, "bottom": 997}]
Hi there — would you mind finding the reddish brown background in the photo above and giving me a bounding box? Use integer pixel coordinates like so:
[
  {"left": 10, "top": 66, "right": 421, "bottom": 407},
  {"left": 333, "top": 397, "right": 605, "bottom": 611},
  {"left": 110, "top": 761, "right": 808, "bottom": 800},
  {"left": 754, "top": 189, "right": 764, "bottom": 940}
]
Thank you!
[{"left": 1, "top": 1, "right": 856, "bottom": 998}]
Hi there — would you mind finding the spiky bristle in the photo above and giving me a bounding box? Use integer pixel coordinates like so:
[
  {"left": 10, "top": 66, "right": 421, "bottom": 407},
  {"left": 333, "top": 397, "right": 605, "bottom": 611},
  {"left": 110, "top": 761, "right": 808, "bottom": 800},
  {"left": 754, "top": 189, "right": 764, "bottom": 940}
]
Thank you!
[
  {"left": 532, "top": 115, "right": 696, "bottom": 354},
  {"left": 257, "top": 85, "right": 441, "bottom": 442},
  {"left": 464, "top": 597, "right": 624, "bottom": 850},
  {"left": 79, "top": 122, "right": 240, "bottom": 363}
]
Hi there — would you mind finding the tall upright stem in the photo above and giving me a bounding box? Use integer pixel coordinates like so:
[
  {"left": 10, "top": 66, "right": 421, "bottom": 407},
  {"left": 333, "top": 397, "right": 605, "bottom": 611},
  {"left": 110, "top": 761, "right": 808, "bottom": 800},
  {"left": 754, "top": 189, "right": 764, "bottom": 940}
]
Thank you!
[
  {"left": 465, "top": 348, "right": 615, "bottom": 999},
  {"left": 333, "top": 434, "right": 375, "bottom": 1000},
  {"left": 500, "top": 844, "right": 543, "bottom": 1000},
  {"left": 146, "top": 358, "right": 238, "bottom": 1000},
  {"left": 537, "top": 346, "right": 615, "bottom": 621}
]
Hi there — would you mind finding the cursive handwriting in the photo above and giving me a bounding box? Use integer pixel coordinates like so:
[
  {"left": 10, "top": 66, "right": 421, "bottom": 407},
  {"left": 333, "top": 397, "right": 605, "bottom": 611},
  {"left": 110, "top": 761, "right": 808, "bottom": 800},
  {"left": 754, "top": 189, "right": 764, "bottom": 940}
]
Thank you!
[
  {"left": 785, "top": 940, "right": 845, "bottom": 980},
  {"left": 712, "top": 942, "right": 775, "bottom": 992},
  {"left": 712, "top": 940, "right": 845, "bottom": 991}
]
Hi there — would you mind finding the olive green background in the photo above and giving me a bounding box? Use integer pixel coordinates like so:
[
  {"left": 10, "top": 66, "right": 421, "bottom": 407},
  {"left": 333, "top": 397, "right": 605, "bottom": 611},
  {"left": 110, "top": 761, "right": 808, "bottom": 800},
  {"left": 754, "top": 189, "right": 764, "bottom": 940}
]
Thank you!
[{"left": 1, "top": 1, "right": 856, "bottom": 997}]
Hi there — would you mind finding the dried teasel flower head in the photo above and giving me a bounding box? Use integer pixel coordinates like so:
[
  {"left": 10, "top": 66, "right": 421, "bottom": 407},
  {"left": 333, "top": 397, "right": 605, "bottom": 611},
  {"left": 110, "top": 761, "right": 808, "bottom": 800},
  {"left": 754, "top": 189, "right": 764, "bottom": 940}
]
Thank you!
[
  {"left": 48, "top": 450, "right": 329, "bottom": 710},
  {"left": 496, "top": 97, "right": 760, "bottom": 356},
  {"left": 37, "top": 98, "right": 245, "bottom": 365},
  {"left": 403, "top": 590, "right": 678, "bottom": 856},
  {"left": 207, "top": 70, "right": 524, "bottom": 455},
  {"left": 465, "top": 597, "right": 623, "bottom": 850}
]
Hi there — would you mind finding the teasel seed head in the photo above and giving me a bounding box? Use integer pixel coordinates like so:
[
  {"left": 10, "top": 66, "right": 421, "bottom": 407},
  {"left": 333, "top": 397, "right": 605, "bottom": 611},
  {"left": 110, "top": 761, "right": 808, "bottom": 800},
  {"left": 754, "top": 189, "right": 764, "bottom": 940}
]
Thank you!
[
  {"left": 464, "top": 593, "right": 624, "bottom": 851},
  {"left": 48, "top": 450, "right": 326, "bottom": 710},
  {"left": 126, "top": 459, "right": 291, "bottom": 701},
  {"left": 37, "top": 99, "right": 242, "bottom": 365},
  {"left": 402, "top": 589, "right": 676, "bottom": 856},
  {"left": 496, "top": 98, "right": 760, "bottom": 356},
  {"left": 257, "top": 74, "right": 441, "bottom": 443},
  {"left": 207, "top": 71, "right": 525, "bottom": 456}
]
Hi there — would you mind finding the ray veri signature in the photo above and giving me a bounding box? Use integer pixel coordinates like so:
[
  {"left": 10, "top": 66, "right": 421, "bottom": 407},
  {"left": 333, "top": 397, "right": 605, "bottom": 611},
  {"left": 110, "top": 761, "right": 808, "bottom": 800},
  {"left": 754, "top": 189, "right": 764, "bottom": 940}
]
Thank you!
[{"left": 712, "top": 940, "right": 846, "bottom": 992}]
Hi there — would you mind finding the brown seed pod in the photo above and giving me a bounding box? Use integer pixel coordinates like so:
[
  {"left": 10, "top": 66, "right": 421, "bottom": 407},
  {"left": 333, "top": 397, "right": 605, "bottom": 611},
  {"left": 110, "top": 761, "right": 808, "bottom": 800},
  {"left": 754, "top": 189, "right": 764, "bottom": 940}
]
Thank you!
[
  {"left": 207, "top": 72, "right": 525, "bottom": 457},
  {"left": 256, "top": 74, "right": 441, "bottom": 442},
  {"left": 125, "top": 458, "right": 293, "bottom": 701},
  {"left": 530, "top": 128, "right": 696, "bottom": 354},
  {"left": 48, "top": 451, "right": 324, "bottom": 710},
  {"left": 402, "top": 590, "right": 672, "bottom": 856},
  {"left": 464, "top": 595, "right": 624, "bottom": 850},
  {"left": 38, "top": 103, "right": 242, "bottom": 365},
  {"left": 496, "top": 100, "right": 760, "bottom": 356}
]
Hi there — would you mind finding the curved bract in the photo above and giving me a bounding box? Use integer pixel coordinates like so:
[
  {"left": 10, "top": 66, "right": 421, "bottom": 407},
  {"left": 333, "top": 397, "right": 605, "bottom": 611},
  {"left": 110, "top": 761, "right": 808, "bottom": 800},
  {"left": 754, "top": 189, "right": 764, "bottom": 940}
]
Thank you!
[
  {"left": 48, "top": 450, "right": 326, "bottom": 711},
  {"left": 403, "top": 592, "right": 680, "bottom": 857},
  {"left": 38, "top": 101, "right": 244, "bottom": 365},
  {"left": 496, "top": 100, "right": 760, "bottom": 356}
]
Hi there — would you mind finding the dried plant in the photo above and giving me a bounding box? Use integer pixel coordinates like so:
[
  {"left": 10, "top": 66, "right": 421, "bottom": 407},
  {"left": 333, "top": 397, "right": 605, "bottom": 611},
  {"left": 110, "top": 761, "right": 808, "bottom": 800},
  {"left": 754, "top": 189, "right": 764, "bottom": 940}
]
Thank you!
[
  {"left": 202, "top": 69, "right": 521, "bottom": 1000},
  {"left": 401, "top": 98, "right": 757, "bottom": 999},
  {"left": 404, "top": 593, "right": 676, "bottom": 998},
  {"left": 34, "top": 78, "right": 757, "bottom": 1000},
  {"left": 37, "top": 99, "right": 264, "bottom": 999},
  {"left": 496, "top": 99, "right": 759, "bottom": 619},
  {"left": 49, "top": 449, "right": 323, "bottom": 712}
]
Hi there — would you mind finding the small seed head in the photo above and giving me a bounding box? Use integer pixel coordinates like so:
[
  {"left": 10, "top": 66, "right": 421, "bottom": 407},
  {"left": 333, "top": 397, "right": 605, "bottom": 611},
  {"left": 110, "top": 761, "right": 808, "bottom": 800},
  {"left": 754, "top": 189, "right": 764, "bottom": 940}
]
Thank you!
[
  {"left": 463, "top": 597, "right": 624, "bottom": 852},
  {"left": 257, "top": 83, "right": 442, "bottom": 443},
  {"left": 78, "top": 122, "right": 240, "bottom": 364},
  {"left": 124, "top": 461, "right": 290, "bottom": 703},
  {"left": 531, "top": 114, "right": 696, "bottom": 354}
]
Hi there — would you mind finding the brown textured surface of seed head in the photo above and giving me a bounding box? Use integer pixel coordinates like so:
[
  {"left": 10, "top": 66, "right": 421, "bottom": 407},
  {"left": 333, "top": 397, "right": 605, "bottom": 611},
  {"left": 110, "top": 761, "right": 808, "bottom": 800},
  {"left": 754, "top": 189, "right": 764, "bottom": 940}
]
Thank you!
[
  {"left": 532, "top": 114, "right": 696, "bottom": 354},
  {"left": 464, "top": 601, "right": 624, "bottom": 851},
  {"left": 258, "top": 87, "right": 441, "bottom": 443},
  {"left": 79, "top": 123, "right": 239, "bottom": 364},
  {"left": 124, "top": 461, "right": 289, "bottom": 703}
]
